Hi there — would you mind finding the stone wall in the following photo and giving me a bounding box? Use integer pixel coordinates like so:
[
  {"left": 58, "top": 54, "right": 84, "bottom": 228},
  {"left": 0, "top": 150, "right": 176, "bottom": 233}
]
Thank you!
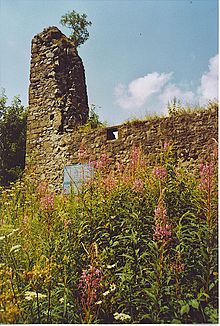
[
  {"left": 26, "top": 27, "right": 218, "bottom": 191},
  {"left": 26, "top": 26, "right": 89, "bottom": 186},
  {"left": 68, "top": 107, "right": 218, "bottom": 167},
  {"left": 27, "top": 107, "right": 217, "bottom": 191}
]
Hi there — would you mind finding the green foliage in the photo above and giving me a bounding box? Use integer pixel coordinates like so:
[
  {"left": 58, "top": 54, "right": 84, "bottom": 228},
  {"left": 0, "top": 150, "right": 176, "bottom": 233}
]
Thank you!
[
  {"left": 0, "top": 141, "right": 218, "bottom": 323},
  {"left": 87, "top": 104, "right": 104, "bottom": 129},
  {"left": 168, "top": 97, "right": 218, "bottom": 117},
  {"left": 168, "top": 96, "right": 181, "bottom": 116},
  {"left": 123, "top": 100, "right": 217, "bottom": 125},
  {"left": 60, "top": 10, "right": 92, "bottom": 47},
  {"left": 0, "top": 89, "right": 27, "bottom": 187},
  {"left": 78, "top": 104, "right": 106, "bottom": 132}
]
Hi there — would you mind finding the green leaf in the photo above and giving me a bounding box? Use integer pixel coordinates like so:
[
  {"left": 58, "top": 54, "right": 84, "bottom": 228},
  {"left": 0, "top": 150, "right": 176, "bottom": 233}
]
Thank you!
[
  {"left": 190, "top": 299, "right": 199, "bottom": 309},
  {"left": 204, "top": 306, "right": 218, "bottom": 323},
  {"left": 143, "top": 289, "right": 157, "bottom": 302},
  {"left": 209, "top": 282, "right": 216, "bottom": 291},
  {"left": 180, "top": 303, "right": 190, "bottom": 315},
  {"left": 111, "top": 241, "right": 119, "bottom": 247},
  {"left": 141, "top": 313, "right": 152, "bottom": 321},
  {"left": 10, "top": 244, "right": 22, "bottom": 253},
  {"left": 197, "top": 289, "right": 210, "bottom": 300},
  {"left": 121, "top": 253, "right": 135, "bottom": 261},
  {"left": 171, "top": 319, "right": 181, "bottom": 324}
]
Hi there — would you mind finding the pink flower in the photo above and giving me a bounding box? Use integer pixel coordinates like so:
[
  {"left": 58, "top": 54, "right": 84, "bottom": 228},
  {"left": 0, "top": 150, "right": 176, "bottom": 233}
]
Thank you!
[
  {"left": 152, "top": 166, "right": 167, "bottom": 180},
  {"left": 130, "top": 147, "right": 141, "bottom": 167},
  {"left": 154, "top": 203, "right": 167, "bottom": 221},
  {"left": 78, "top": 148, "right": 88, "bottom": 162},
  {"left": 153, "top": 201, "right": 172, "bottom": 241},
  {"left": 153, "top": 223, "right": 172, "bottom": 241},
  {"left": 92, "top": 154, "right": 110, "bottom": 169},
  {"left": 121, "top": 174, "right": 130, "bottom": 185},
  {"left": 116, "top": 162, "right": 123, "bottom": 173},
  {"left": 37, "top": 182, "right": 48, "bottom": 195},
  {"left": 171, "top": 261, "right": 185, "bottom": 273},
  {"left": 64, "top": 219, "right": 72, "bottom": 229},
  {"left": 212, "top": 146, "right": 218, "bottom": 160},
  {"left": 23, "top": 215, "right": 29, "bottom": 224},
  {"left": 163, "top": 141, "right": 171, "bottom": 151},
  {"left": 78, "top": 265, "right": 103, "bottom": 306},
  {"left": 132, "top": 179, "right": 144, "bottom": 192},
  {"left": 40, "top": 193, "right": 54, "bottom": 211},
  {"left": 199, "top": 163, "right": 214, "bottom": 191},
  {"left": 200, "top": 163, "right": 214, "bottom": 177},
  {"left": 104, "top": 173, "right": 116, "bottom": 191}
]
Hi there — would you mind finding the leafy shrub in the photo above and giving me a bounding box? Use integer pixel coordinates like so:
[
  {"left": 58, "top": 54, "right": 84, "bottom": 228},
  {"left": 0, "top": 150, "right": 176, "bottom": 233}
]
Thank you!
[{"left": 0, "top": 90, "right": 27, "bottom": 187}]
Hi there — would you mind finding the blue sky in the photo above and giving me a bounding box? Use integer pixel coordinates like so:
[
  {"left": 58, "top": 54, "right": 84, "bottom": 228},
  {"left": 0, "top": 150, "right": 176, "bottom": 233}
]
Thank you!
[{"left": 0, "top": 0, "right": 218, "bottom": 125}]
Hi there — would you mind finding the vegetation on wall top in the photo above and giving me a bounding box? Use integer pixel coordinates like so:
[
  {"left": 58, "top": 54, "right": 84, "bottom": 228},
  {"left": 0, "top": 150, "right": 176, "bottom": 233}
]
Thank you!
[{"left": 60, "top": 10, "right": 92, "bottom": 48}]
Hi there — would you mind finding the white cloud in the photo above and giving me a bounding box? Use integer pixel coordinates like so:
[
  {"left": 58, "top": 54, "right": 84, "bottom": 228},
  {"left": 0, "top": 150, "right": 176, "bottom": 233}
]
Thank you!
[
  {"left": 115, "top": 72, "right": 172, "bottom": 110},
  {"left": 159, "top": 83, "right": 195, "bottom": 107},
  {"left": 198, "top": 54, "right": 218, "bottom": 103},
  {"left": 114, "top": 54, "right": 218, "bottom": 114}
]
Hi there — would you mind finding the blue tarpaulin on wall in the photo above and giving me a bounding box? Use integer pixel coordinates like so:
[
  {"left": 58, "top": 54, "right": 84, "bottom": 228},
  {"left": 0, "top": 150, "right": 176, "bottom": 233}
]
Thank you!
[{"left": 63, "top": 163, "right": 93, "bottom": 194}]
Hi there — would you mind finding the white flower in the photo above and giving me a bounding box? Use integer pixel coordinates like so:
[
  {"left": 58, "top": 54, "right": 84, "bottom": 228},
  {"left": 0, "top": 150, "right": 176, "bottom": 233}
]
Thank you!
[
  {"left": 24, "top": 291, "right": 47, "bottom": 301},
  {"left": 59, "top": 297, "right": 64, "bottom": 303},
  {"left": 114, "top": 312, "right": 131, "bottom": 321},
  {"left": 95, "top": 300, "right": 102, "bottom": 305},
  {"left": 110, "top": 283, "right": 116, "bottom": 292},
  {"left": 102, "top": 283, "right": 116, "bottom": 297},
  {"left": 107, "top": 263, "right": 116, "bottom": 269},
  {"left": 25, "top": 291, "right": 37, "bottom": 301},
  {"left": 38, "top": 293, "right": 47, "bottom": 300}
]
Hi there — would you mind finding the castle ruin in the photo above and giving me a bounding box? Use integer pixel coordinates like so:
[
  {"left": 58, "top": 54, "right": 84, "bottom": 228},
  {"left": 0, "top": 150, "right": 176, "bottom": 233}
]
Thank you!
[
  {"left": 26, "top": 26, "right": 89, "bottom": 187},
  {"left": 26, "top": 27, "right": 218, "bottom": 191}
]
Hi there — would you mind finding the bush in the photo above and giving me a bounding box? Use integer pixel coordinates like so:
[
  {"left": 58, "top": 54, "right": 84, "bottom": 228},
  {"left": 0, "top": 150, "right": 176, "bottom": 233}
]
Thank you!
[{"left": 0, "top": 90, "right": 27, "bottom": 187}]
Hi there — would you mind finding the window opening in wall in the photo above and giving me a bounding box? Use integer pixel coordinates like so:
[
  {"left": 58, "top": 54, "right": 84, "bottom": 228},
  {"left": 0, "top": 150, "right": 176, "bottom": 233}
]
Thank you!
[
  {"left": 63, "top": 163, "right": 93, "bottom": 194},
  {"left": 107, "top": 127, "right": 119, "bottom": 140}
]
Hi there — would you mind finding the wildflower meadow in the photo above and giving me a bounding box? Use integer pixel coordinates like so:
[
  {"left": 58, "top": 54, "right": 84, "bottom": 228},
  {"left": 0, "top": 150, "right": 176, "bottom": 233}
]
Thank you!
[{"left": 0, "top": 140, "right": 218, "bottom": 323}]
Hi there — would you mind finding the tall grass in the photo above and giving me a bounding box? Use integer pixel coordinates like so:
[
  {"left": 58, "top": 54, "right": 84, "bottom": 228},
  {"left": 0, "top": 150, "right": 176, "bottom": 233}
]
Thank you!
[{"left": 0, "top": 140, "right": 218, "bottom": 323}]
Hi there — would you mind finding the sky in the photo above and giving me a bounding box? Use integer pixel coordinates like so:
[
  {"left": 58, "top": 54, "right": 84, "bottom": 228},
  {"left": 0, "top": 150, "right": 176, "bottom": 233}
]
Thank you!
[{"left": 0, "top": 0, "right": 218, "bottom": 125}]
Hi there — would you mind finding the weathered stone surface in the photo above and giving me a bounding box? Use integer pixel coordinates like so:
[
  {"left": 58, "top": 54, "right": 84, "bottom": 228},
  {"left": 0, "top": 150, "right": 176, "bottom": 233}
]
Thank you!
[
  {"left": 26, "top": 26, "right": 218, "bottom": 192},
  {"left": 26, "top": 26, "right": 89, "bottom": 187}
]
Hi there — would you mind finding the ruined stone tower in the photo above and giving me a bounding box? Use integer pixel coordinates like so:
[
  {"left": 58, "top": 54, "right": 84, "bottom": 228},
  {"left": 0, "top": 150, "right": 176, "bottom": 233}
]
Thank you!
[
  {"left": 26, "top": 27, "right": 218, "bottom": 192},
  {"left": 26, "top": 26, "right": 89, "bottom": 187}
]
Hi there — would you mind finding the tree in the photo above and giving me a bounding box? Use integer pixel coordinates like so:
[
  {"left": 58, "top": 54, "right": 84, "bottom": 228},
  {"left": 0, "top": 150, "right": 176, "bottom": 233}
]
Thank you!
[
  {"left": 60, "top": 10, "right": 92, "bottom": 47},
  {"left": 0, "top": 89, "right": 27, "bottom": 187}
]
